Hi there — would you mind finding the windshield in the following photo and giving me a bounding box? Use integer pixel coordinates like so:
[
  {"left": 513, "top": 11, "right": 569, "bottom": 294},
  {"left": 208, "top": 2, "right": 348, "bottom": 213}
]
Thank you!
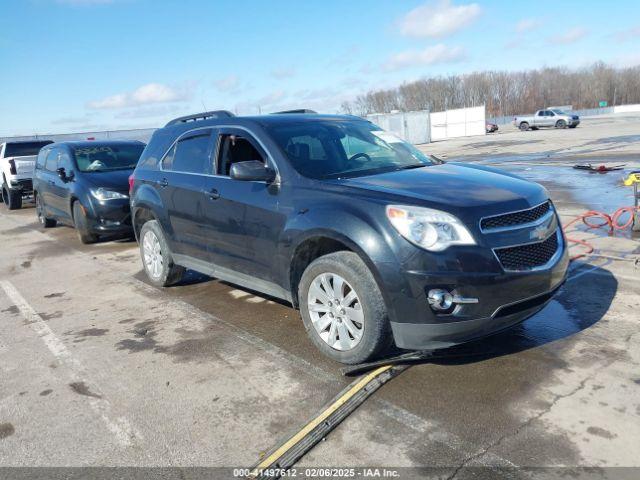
[
  {"left": 4, "top": 141, "right": 53, "bottom": 157},
  {"left": 73, "top": 144, "right": 144, "bottom": 172},
  {"left": 267, "top": 120, "right": 436, "bottom": 179}
]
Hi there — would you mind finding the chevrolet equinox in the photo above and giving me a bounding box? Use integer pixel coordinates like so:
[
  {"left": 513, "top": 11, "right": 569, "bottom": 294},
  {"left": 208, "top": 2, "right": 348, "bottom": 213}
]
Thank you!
[{"left": 130, "top": 111, "right": 569, "bottom": 364}]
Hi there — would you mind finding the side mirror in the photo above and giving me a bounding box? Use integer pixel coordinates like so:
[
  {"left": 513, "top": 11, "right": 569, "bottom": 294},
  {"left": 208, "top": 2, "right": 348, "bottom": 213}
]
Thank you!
[
  {"left": 230, "top": 160, "right": 276, "bottom": 183},
  {"left": 56, "top": 167, "right": 74, "bottom": 182}
]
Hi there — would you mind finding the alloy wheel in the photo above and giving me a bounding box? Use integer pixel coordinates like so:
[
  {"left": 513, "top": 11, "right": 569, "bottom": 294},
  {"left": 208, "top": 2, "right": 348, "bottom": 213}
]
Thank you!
[
  {"left": 307, "top": 272, "right": 364, "bottom": 351},
  {"left": 142, "top": 230, "right": 163, "bottom": 279}
]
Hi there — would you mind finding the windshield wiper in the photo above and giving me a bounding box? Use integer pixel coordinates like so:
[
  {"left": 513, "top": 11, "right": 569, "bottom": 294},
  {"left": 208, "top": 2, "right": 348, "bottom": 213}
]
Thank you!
[{"left": 394, "top": 164, "right": 426, "bottom": 171}]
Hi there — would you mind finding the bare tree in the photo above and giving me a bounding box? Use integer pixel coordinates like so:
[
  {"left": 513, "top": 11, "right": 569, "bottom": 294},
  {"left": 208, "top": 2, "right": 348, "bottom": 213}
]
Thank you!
[{"left": 340, "top": 62, "right": 640, "bottom": 117}]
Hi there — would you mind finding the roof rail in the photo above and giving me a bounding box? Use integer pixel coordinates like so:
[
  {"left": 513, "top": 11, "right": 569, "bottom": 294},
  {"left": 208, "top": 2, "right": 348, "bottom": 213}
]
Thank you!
[
  {"left": 165, "top": 110, "right": 235, "bottom": 127},
  {"left": 271, "top": 109, "right": 317, "bottom": 114}
]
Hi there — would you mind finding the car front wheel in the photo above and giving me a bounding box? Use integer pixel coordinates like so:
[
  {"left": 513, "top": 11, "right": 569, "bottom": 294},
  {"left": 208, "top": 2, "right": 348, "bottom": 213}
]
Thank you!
[{"left": 299, "top": 251, "right": 390, "bottom": 364}]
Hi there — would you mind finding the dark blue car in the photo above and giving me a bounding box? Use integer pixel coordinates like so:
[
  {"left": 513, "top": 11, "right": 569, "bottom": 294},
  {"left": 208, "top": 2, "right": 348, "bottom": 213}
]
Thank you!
[
  {"left": 33, "top": 140, "right": 145, "bottom": 243},
  {"left": 130, "top": 111, "right": 569, "bottom": 364}
]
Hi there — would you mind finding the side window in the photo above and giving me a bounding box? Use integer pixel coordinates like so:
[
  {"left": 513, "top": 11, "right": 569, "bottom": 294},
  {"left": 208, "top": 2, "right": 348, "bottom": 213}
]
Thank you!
[
  {"left": 36, "top": 148, "right": 49, "bottom": 169},
  {"left": 537, "top": 111, "right": 544, "bottom": 117},
  {"left": 44, "top": 149, "right": 58, "bottom": 171},
  {"left": 216, "top": 132, "right": 266, "bottom": 176},
  {"left": 162, "top": 130, "right": 212, "bottom": 174},
  {"left": 58, "top": 150, "right": 73, "bottom": 171},
  {"left": 548, "top": 111, "right": 555, "bottom": 116}
]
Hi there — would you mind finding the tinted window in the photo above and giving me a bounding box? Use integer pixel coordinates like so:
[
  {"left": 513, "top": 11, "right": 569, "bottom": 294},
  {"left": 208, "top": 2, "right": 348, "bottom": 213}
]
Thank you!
[
  {"left": 163, "top": 132, "right": 212, "bottom": 174},
  {"left": 73, "top": 143, "right": 144, "bottom": 172},
  {"left": 4, "top": 141, "right": 53, "bottom": 157},
  {"left": 267, "top": 120, "right": 436, "bottom": 179}
]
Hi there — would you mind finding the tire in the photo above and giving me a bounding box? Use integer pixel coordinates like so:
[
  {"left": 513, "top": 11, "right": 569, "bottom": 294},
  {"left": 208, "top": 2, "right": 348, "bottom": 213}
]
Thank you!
[
  {"left": 139, "top": 220, "right": 185, "bottom": 287},
  {"left": 556, "top": 119, "right": 567, "bottom": 129},
  {"left": 72, "top": 201, "right": 99, "bottom": 244},
  {"left": 298, "top": 251, "right": 390, "bottom": 364},
  {"left": 3, "top": 185, "right": 23, "bottom": 210},
  {"left": 35, "top": 194, "right": 56, "bottom": 228},
  {"left": 519, "top": 122, "right": 529, "bottom": 131}
]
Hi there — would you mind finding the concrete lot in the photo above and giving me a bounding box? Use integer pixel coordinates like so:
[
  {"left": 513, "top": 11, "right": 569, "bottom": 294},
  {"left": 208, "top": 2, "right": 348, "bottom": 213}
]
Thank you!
[{"left": 1, "top": 114, "right": 639, "bottom": 478}]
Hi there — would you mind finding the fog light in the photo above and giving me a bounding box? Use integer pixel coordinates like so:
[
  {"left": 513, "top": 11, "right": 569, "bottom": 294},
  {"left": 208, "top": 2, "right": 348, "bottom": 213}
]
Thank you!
[
  {"left": 428, "top": 288, "right": 479, "bottom": 312},
  {"left": 428, "top": 289, "right": 454, "bottom": 311}
]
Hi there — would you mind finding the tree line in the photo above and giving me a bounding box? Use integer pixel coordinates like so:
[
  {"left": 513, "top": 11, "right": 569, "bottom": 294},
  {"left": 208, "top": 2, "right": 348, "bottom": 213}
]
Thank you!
[{"left": 340, "top": 62, "right": 640, "bottom": 118}]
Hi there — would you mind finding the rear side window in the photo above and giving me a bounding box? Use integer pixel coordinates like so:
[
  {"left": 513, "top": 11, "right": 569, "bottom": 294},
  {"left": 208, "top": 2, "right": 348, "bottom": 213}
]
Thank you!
[{"left": 162, "top": 131, "right": 212, "bottom": 174}]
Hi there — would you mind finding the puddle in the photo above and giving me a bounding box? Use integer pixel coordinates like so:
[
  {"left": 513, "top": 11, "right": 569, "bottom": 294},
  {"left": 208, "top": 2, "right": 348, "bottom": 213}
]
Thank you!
[{"left": 456, "top": 154, "right": 637, "bottom": 213}]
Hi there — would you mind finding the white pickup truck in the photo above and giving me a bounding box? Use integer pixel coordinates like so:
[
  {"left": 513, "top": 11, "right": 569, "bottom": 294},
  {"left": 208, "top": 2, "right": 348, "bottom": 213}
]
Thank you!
[
  {"left": 513, "top": 109, "right": 580, "bottom": 131},
  {"left": 1, "top": 140, "right": 53, "bottom": 210}
]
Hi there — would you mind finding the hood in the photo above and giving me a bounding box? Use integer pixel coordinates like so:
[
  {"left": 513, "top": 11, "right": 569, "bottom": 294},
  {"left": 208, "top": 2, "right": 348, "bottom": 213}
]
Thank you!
[
  {"left": 327, "top": 163, "right": 548, "bottom": 219},
  {"left": 80, "top": 168, "right": 132, "bottom": 192}
]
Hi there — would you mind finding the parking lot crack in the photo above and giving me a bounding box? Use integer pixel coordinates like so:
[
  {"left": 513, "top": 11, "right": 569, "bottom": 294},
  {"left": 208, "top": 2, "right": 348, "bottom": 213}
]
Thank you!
[{"left": 445, "top": 362, "right": 615, "bottom": 479}]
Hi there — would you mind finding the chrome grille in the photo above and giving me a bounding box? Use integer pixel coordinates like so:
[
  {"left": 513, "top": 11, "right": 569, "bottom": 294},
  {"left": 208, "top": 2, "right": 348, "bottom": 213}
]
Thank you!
[
  {"left": 481, "top": 201, "right": 551, "bottom": 231},
  {"left": 494, "top": 231, "right": 559, "bottom": 271}
]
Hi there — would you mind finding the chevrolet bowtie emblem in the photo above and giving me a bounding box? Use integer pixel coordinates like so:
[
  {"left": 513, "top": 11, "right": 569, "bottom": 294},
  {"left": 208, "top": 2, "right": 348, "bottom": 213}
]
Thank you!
[{"left": 531, "top": 224, "right": 549, "bottom": 241}]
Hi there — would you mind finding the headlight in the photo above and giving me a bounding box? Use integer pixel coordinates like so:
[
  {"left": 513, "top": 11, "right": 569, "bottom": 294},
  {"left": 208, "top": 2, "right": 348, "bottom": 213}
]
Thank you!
[
  {"left": 386, "top": 205, "right": 475, "bottom": 252},
  {"left": 90, "top": 188, "right": 128, "bottom": 201}
]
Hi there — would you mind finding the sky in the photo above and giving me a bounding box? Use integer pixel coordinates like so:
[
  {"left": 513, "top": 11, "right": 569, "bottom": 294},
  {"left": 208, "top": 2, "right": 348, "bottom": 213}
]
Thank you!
[{"left": 1, "top": 0, "right": 639, "bottom": 136}]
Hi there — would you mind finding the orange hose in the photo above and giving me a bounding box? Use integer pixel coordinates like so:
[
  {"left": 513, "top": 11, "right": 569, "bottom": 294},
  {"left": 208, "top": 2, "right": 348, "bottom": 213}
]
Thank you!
[{"left": 563, "top": 206, "right": 639, "bottom": 261}]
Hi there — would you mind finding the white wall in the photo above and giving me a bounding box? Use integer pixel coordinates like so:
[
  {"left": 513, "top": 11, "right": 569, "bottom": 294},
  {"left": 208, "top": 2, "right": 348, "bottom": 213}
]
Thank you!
[
  {"left": 613, "top": 104, "right": 640, "bottom": 114},
  {"left": 367, "top": 111, "right": 431, "bottom": 144},
  {"left": 430, "top": 105, "right": 485, "bottom": 141}
]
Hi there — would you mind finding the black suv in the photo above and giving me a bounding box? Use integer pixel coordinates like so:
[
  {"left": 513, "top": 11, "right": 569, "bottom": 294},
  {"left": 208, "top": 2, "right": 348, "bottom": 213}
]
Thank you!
[
  {"left": 130, "top": 111, "right": 569, "bottom": 364},
  {"left": 33, "top": 141, "right": 145, "bottom": 243}
]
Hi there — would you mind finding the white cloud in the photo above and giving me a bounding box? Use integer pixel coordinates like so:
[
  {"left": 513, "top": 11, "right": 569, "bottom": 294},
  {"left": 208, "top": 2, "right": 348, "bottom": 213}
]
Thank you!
[
  {"left": 553, "top": 27, "right": 588, "bottom": 45},
  {"left": 213, "top": 75, "right": 241, "bottom": 92},
  {"left": 398, "top": 0, "right": 481, "bottom": 38},
  {"left": 515, "top": 18, "right": 541, "bottom": 33},
  {"left": 384, "top": 44, "right": 466, "bottom": 71},
  {"left": 88, "top": 83, "right": 190, "bottom": 109}
]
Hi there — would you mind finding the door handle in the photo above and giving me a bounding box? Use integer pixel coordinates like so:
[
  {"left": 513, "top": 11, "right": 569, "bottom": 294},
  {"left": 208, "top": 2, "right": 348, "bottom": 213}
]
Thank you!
[
  {"left": 158, "top": 178, "right": 169, "bottom": 188},
  {"left": 48, "top": 180, "right": 55, "bottom": 186},
  {"left": 207, "top": 188, "right": 220, "bottom": 200}
]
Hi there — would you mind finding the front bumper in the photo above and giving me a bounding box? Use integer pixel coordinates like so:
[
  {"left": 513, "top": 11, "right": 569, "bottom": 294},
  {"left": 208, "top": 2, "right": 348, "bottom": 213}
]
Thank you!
[
  {"left": 85, "top": 198, "right": 133, "bottom": 235},
  {"left": 387, "top": 233, "right": 570, "bottom": 350}
]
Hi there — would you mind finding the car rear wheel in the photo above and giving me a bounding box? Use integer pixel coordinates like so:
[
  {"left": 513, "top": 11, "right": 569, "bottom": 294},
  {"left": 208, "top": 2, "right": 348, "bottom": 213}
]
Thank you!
[
  {"left": 298, "top": 251, "right": 390, "bottom": 364},
  {"left": 139, "top": 220, "right": 185, "bottom": 287},
  {"left": 556, "top": 119, "right": 567, "bottom": 128},
  {"left": 36, "top": 194, "right": 56, "bottom": 228},
  {"left": 519, "top": 122, "right": 529, "bottom": 131},
  {"left": 73, "top": 201, "right": 98, "bottom": 244},
  {"left": 2, "top": 184, "right": 22, "bottom": 210}
]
